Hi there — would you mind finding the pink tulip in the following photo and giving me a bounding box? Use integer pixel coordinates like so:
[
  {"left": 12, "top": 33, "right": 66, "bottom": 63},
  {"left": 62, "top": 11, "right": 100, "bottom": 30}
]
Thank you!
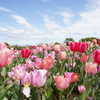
[
  {"left": 21, "top": 72, "right": 31, "bottom": 97},
  {"left": 41, "top": 44, "right": 47, "bottom": 50},
  {"left": 80, "top": 54, "right": 89, "bottom": 63},
  {"left": 52, "top": 45, "right": 60, "bottom": 53},
  {"left": 0, "top": 43, "right": 7, "bottom": 50},
  {"left": 54, "top": 76, "right": 70, "bottom": 90},
  {"left": 12, "top": 65, "right": 26, "bottom": 80},
  {"left": 35, "top": 58, "right": 42, "bottom": 69},
  {"left": 78, "top": 85, "right": 86, "bottom": 93},
  {"left": 41, "top": 56, "right": 55, "bottom": 70},
  {"left": 64, "top": 72, "right": 79, "bottom": 83},
  {"left": 26, "top": 59, "right": 35, "bottom": 69},
  {"left": 31, "top": 69, "right": 47, "bottom": 87},
  {"left": 0, "top": 45, "right": 13, "bottom": 67},
  {"left": 92, "top": 39, "right": 97, "bottom": 44},
  {"left": 36, "top": 47, "right": 43, "bottom": 52},
  {"left": 31, "top": 49, "right": 37, "bottom": 54},
  {"left": 85, "top": 62, "right": 97, "bottom": 74},
  {"left": 7, "top": 80, "right": 12, "bottom": 85},
  {"left": 58, "top": 51, "right": 66, "bottom": 60},
  {"left": 65, "top": 63, "right": 68, "bottom": 68},
  {"left": 74, "top": 54, "right": 79, "bottom": 60}
]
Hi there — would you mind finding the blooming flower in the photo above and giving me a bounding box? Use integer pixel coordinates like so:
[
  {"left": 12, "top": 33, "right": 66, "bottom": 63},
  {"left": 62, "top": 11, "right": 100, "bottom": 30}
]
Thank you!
[
  {"left": 0, "top": 43, "right": 13, "bottom": 67},
  {"left": 93, "top": 50, "right": 100, "bottom": 64},
  {"left": 26, "top": 59, "right": 35, "bottom": 69},
  {"left": 22, "top": 72, "right": 31, "bottom": 98},
  {"left": 64, "top": 72, "right": 79, "bottom": 83},
  {"left": 12, "top": 65, "right": 26, "bottom": 80},
  {"left": 85, "top": 62, "right": 97, "bottom": 74},
  {"left": 41, "top": 56, "right": 55, "bottom": 70},
  {"left": 52, "top": 45, "right": 60, "bottom": 53},
  {"left": 21, "top": 48, "right": 31, "bottom": 58},
  {"left": 54, "top": 76, "right": 70, "bottom": 90},
  {"left": 80, "top": 54, "right": 89, "bottom": 63},
  {"left": 69, "top": 42, "right": 88, "bottom": 53},
  {"left": 98, "top": 39, "right": 100, "bottom": 46},
  {"left": 31, "top": 69, "right": 47, "bottom": 87}
]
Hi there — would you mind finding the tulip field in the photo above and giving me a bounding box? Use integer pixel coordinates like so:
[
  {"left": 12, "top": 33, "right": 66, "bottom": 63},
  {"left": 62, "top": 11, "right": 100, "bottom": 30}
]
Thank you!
[{"left": 0, "top": 39, "right": 100, "bottom": 100}]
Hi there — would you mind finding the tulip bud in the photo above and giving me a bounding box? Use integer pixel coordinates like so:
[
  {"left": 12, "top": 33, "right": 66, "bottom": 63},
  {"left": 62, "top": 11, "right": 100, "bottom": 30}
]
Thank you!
[
  {"left": 78, "top": 85, "right": 86, "bottom": 93},
  {"left": 80, "top": 54, "right": 89, "bottom": 63},
  {"left": 58, "top": 51, "right": 66, "bottom": 60}
]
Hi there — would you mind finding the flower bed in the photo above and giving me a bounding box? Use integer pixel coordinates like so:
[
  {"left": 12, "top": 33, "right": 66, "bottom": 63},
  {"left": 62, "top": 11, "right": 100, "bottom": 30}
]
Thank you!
[{"left": 0, "top": 40, "right": 100, "bottom": 100}]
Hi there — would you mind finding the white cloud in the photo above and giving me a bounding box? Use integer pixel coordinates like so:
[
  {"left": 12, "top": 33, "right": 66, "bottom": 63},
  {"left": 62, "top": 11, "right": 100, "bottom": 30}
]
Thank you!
[
  {"left": 66, "top": 0, "right": 100, "bottom": 37},
  {"left": 0, "top": 27, "right": 8, "bottom": 31},
  {"left": 1, "top": 0, "right": 100, "bottom": 45},
  {"left": 59, "top": 12, "right": 74, "bottom": 24},
  {"left": 11, "top": 15, "right": 42, "bottom": 33},
  {"left": 41, "top": 14, "right": 61, "bottom": 30},
  {"left": 0, "top": 7, "right": 12, "bottom": 12},
  {"left": 11, "top": 15, "right": 32, "bottom": 28}
]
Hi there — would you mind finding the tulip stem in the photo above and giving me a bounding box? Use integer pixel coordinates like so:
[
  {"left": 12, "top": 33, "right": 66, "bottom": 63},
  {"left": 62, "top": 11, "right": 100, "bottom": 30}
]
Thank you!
[
  {"left": 72, "top": 52, "right": 75, "bottom": 68},
  {"left": 19, "top": 80, "right": 21, "bottom": 100},
  {"left": 38, "top": 88, "right": 41, "bottom": 100},
  {"left": 59, "top": 91, "right": 62, "bottom": 100}
]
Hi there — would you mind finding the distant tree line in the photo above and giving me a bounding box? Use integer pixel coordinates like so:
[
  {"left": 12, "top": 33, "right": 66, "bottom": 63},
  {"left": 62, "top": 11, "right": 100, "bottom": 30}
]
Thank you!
[{"left": 3, "top": 37, "right": 99, "bottom": 50}]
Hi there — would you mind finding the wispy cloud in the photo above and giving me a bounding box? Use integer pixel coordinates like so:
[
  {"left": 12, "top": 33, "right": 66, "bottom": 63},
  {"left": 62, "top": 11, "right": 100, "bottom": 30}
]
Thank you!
[
  {"left": 0, "top": 7, "right": 12, "bottom": 12},
  {"left": 0, "top": 27, "right": 8, "bottom": 31},
  {"left": 11, "top": 15, "right": 42, "bottom": 33},
  {"left": 58, "top": 11, "right": 74, "bottom": 25},
  {"left": 67, "top": 0, "right": 100, "bottom": 37},
  {"left": 11, "top": 15, "right": 32, "bottom": 28}
]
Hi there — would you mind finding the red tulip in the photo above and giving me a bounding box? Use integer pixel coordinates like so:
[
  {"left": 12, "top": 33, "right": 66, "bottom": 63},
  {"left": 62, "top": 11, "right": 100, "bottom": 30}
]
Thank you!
[
  {"left": 98, "top": 39, "right": 100, "bottom": 46},
  {"left": 77, "top": 42, "right": 88, "bottom": 53},
  {"left": 21, "top": 48, "right": 31, "bottom": 58},
  {"left": 69, "top": 42, "right": 79, "bottom": 52},
  {"left": 93, "top": 50, "right": 100, "bottom": 64},
  {"left": 30, "top": 46, "right": 36, "bottom": 48},
  {"left": 69, "top": 42, "right": 88, "bottom": 53}
]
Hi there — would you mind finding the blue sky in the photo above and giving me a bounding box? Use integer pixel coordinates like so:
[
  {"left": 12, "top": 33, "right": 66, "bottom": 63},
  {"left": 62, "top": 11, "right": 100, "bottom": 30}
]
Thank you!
[{"left": 0, "top": 0, "right": 100, "bottom": 45}]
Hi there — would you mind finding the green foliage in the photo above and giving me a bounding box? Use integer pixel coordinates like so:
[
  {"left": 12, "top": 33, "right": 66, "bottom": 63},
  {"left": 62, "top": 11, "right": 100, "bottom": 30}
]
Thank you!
[
  {"left": 64, "top": 37, "right": 75, "bottom": 45},
  {"left": 0, "top": 81, "right": 16, "bottom": 100},
  {"left": 80, "top": 37, "right": 99, "bottom": 42}
]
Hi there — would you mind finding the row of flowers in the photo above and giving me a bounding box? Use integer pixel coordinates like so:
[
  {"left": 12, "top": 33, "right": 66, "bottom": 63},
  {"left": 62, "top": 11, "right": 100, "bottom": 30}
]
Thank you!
[{"left": 0, "top": 39, "right": 100, "bottom": 100}]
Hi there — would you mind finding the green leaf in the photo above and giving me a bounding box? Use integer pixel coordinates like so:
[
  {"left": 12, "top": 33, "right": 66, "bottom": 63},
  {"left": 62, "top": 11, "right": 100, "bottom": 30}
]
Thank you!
[
  {"left": 0, "top": 81, "right": 16, "bottom": 100},
  {"left": 3, "top": 97, "right": 8, "bottom": 100},
  {"left": 31, "top": 87, "right": 38, "bottom": 100},
  {"left": 1, "top": 67, "right": 7, "bottom": 77},
  {"left": 81, "top": 80, "right": 91, "bottom": 100}
]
